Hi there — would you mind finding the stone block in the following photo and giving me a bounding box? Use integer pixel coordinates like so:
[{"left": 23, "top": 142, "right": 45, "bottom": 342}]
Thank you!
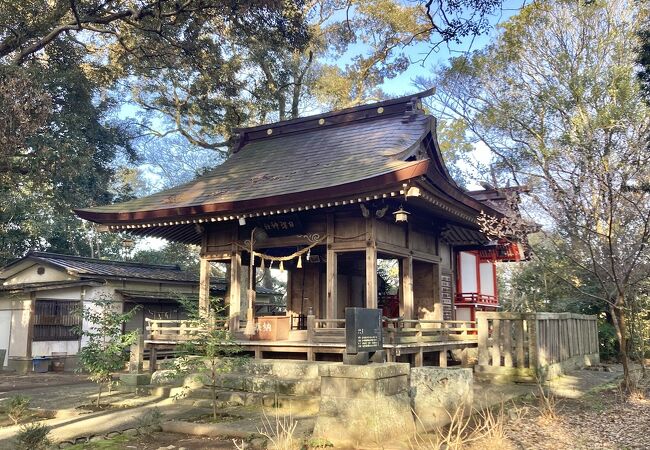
[
  {"left": 410, "top": 367, "right": 473, "bottom": 432},
  {"left": 119, "top": 373, "right": 151, "bottom": 386},
  {"left": 151, "top": 369, "right": 184, "bottom": 386},
  {"left": 318, "top": 362, "right": 410, "bottom": 380},
  {"left": 314, "top": 363, "right": 415, "bottom": 447}
]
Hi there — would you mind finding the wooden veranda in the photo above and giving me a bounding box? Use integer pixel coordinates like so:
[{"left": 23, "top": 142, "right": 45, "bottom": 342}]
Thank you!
[{"left": 143, "top": 316, "right": 478, "bottom": 371}]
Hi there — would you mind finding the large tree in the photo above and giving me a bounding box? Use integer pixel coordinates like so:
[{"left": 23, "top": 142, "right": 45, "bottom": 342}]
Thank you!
[
  {"left": 0, "top": 1, "right": 309, "bottom": 263},
  {"left": 427, "top": 0, "right": 650, "bottom": 390}
]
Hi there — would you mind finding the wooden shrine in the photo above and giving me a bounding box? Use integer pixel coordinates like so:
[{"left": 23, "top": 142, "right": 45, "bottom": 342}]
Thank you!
[{"left": 76, "top": 91, "right": 524, "bottom": 365}]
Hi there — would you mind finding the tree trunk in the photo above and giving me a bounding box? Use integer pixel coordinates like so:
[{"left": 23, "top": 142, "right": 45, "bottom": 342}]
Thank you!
[
  {"left": 211, "top": 383, "right": 217, "bottom": 420},
  {"left": 610, "top": 299, "right": 633, "bottom": 392},
  {"left": 96, "top": 383, "right": 103, "bottom": 408}
]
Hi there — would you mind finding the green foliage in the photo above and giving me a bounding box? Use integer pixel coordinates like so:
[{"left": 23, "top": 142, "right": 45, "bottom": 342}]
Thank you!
[
  {"left": 304, "top": 437, "right": 335, "bottom": 448},
  {"left": 164, "top": 297, "right": 244, "bottom": 420},
  {"left": 0, "top": 40, "right": 137, "bottom": 265},
  {"left": 598, "top": 321, "right": 620, "bottom": 362},
  {"left": 131, "top": 242, "right": 201, "bottom": 272},
  {"left": 135, "top": 407, "right": 163, "bottom": 436},
  {"left": 429, "top": 0, "right": 649, "bottom": 388},
  {"left": 6, "top": 395, "right": 31, "bottom": 425},
  {"left": 14, "top": 422, "right": 50, "bottom": 450},
  {"left": 75, "top": 296, "right": 140, "bottom": 406}
]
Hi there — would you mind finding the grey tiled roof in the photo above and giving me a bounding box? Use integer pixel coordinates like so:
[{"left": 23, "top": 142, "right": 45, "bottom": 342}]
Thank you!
[
  {"left": 15, "top": 252, "right": 198, "bottom": 282},
  {"left": 77, "top": 114, "right": 430, "bottom": 216}
]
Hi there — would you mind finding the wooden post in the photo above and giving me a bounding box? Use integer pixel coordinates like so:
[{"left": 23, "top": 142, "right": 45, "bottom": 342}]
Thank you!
[
  {"left": 527, "top": 315, "right": 539, "bottom": 374},
  {"left": 439, "top": 348, "right": 448, "bottom": 367},
  {"left": 477, "top": 313, "right": 489, "bottom": 366},
  {"left": 229, "top": 249, "right": 242, "bottom": 331},
  {"left": 514, "top": 318, "right": 525, "bottom": 368},
  {"left": 365, "top": 217, "right": 378, "bottom": 309},
  {"left": 307, "top": 315, "right": 315, "bottom": 344},
  {"left": 491, "top": 319, "right": 501, "bottom": 367},
  {"left": 503, "top": 319, "right": 513, "bottom": 367},
  {"left": 414, "top": 322, "right": 423, "bottom": 366},
  {"left": 199, "top": 257, "right": 211, "bottom": 318},
  {"left": 149, "top": 346, "right": 157, "bottom": 373},
  {"left": 326, "top": 214, "right": 338, "bottom": 322},
  {"left": 401, "top": 256, "right": 414, "bottom": 319}
]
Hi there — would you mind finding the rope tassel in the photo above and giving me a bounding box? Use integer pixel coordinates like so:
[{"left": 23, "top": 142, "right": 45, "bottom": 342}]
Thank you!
[
  {"left": 297, "top": 255, "right": 303, "bottom": 269},
  {"left": 279, "top": 260, "right": 284, "bottom": 272}
]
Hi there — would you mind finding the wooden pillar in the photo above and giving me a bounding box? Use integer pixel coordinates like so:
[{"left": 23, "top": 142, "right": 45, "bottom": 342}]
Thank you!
[
  {"left": 365, "top": 217, "right": 377, "bottom": 309},
  {"left": 326, "top": 214, "right": 338, "bottom": 321},
  {"left": 439, "top": 348, "right": 448, "bottom": 367},
  {"left": 401, "top": 256, "right": 414, "bottom": 319},
  {"left": 229, "top": 249, "right": 242, "bottom": 331},
  {"left": 199, "top": 257, "right": 211, "bottom": 318}
]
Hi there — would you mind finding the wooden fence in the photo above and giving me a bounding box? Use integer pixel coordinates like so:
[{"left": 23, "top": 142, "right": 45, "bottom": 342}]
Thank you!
[
  {"left": 383, "top": 318, "right": 476, "bottom": 346},
  {"left": 475, "top": 312, "right": 600, "bottom": 382}
]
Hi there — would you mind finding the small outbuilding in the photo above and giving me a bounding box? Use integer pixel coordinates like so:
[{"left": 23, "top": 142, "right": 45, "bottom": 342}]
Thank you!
[{"left": 0, "top": 252, "right": 281, "bottom": 372}]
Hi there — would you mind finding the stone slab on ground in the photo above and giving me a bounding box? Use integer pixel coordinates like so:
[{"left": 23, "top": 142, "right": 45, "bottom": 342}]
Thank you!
[{"left": 0, "top": 399, "right": 207, "bottom": 447}]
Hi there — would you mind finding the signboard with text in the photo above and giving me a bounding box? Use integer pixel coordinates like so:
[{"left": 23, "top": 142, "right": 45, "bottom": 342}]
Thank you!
[{"left": 345, "top": 307, "right": 383, "bottom": 353}]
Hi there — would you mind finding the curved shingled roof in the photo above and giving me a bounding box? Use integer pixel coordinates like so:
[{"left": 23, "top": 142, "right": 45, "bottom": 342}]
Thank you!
[{"left": 74, "top": 91, "right": 500, "bottom": 227}]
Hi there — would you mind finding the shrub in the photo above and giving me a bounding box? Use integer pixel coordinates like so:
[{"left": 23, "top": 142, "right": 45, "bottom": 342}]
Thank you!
[
  {"left": 7, "top": 395, "right": 31, "bottom": 425},
  {"left": 14, "top": 422, "right": 50, "bottom": 450}
]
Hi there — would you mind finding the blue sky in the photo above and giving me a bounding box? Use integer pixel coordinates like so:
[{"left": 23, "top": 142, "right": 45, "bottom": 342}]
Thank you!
[{"left": 376, "top": 0, "right": 525, "bottom": 96}]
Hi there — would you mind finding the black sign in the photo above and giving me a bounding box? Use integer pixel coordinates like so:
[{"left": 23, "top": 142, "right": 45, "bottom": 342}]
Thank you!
[{"left": 345, "top": 307, "right": 383, "bottom": 353}]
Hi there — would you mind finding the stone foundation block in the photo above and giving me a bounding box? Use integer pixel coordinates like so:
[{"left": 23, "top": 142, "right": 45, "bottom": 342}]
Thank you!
[
  {"left": 410, "top": 367, "right": 473, "bottom": 431},
  {"left": 119, "top": 373, "right": 151, "bottom": 386},
  {"left": 314, "top": 363, "right": 415, "bottom": 447}
]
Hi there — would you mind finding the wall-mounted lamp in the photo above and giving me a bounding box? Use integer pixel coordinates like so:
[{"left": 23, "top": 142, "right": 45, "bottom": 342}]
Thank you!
[{"left": 393, "top": 206, "right": 410, "bottom": 223}]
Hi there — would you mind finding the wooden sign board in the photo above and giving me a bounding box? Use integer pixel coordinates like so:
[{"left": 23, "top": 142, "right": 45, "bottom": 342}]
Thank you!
[{"left": 345, "top": 307, "right": 383, "bottom": 353}]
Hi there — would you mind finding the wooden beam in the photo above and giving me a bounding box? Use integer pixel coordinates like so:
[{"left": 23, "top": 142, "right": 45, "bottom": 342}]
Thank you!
[{"left": 366, "top": 217, "right": 378, "bottom": 309}]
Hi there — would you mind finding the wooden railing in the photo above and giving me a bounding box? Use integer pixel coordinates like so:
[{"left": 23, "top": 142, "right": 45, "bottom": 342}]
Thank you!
[
  {"left": 307, "top": 317, "right": 346, "bottom": 344},
  {"left": 145, "top": 318, "right": 227, "bottom": 342},
  {"left": 476, "top": 312, "right": 600, "bottom": 382},
  {"left": 146, "top": 316, "right": 478, "bottom": 347},
  {"left": 383, "top": 318, "right": 477, "bottom": 346},
  {"left": 455, "top": 292, "right": 498, "bottom": 305}
]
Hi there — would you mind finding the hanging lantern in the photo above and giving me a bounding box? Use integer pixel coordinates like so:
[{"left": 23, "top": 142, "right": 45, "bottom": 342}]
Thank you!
[
  {"left": 297, "top": 255, "right": 303, "bottom": 269},
  {"left": 279, "top": 260, "right": 285, "bottom": 272},
  {"left": 393, "top": 205, "right": 410, "bottom": 223}
]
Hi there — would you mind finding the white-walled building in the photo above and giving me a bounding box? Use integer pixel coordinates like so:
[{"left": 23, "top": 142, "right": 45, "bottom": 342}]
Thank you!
[{"left": 0, "top": 252, "right": 216, "bottom": 372}]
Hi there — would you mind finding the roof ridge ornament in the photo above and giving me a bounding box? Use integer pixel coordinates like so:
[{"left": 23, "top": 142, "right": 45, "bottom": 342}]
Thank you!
[{"left": 402, "top": 88, "right": 435, "bottom": 123}]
